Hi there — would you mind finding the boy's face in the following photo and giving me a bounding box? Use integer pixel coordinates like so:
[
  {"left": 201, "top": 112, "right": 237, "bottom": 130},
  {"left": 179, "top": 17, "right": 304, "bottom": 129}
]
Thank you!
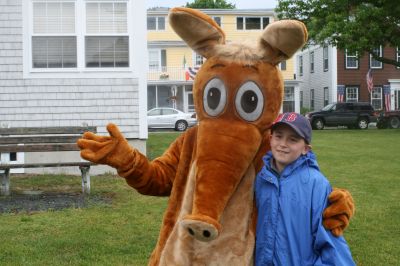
[{"left": 270, "top": 124, "right": 311, "bottom": 173}]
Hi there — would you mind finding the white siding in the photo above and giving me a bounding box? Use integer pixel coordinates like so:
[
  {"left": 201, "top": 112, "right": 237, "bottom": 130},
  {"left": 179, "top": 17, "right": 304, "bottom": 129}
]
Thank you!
[
  {"left": 0, "top": 0, "right": 147, "bottom": 174},
  {"left": 0, "top": 0, "right": 146, "bottom": 139},
  {"left": 296, "top": 45, "right": 335, "bottom": 111}
]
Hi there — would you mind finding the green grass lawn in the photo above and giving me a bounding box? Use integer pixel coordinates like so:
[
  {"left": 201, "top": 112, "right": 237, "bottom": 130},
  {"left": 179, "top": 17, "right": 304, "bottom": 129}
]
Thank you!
[{"left": 0, "top": 129, "right": 399, "bottom": 265}]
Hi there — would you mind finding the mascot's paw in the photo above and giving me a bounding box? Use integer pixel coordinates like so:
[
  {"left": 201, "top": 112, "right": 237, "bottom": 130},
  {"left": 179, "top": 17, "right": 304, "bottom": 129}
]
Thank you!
[
  {"left": 323, "top": 188, "right": 355, "bottom": 236},
  {"left": 77, "top": 123, "right": 134, "bottom": 170}
]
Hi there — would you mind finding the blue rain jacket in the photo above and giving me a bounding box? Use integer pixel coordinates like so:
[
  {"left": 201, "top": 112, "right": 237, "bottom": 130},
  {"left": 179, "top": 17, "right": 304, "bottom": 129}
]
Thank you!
[{"left": 254, "top": 151, "right": 355, "bottom": 266}]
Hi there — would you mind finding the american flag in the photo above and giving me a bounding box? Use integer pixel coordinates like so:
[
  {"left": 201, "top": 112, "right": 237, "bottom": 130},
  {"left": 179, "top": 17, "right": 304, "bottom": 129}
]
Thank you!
[
  {"left": 185, "top": 66, "right": 200, "bottom": 81},
  {"left": 383, "top": 85, "right": 391, "bottom": 112},
  {"left": 337, "top": 85, "right": 345, "bottom": 102},
  {"left": 366, "top": 69, "right": 373, "bottom": 94}
]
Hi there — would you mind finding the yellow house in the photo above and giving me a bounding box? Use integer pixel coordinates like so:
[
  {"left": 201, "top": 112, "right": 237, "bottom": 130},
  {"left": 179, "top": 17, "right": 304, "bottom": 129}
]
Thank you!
[{"left": 147, "top": 8, "right": 300, "bottom": 113}]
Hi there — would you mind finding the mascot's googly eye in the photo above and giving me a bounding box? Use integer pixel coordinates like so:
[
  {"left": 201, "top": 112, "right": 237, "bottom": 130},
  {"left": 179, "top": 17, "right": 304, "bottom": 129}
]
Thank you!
[
  {"left": 203, "top": 78, "right": 227, "bottom": 117},
  {"left": 235, "top": 81, "right": 264, "bottom": 122}
]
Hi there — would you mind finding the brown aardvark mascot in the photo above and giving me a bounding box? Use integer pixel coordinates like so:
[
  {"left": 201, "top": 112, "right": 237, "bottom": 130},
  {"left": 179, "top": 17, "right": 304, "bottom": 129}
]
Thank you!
[{"left": 78, "top": 7, "right": 354, "bottom": 266}]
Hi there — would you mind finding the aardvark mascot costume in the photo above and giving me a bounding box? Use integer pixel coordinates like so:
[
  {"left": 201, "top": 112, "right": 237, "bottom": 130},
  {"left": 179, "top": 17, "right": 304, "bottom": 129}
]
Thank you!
[{"left": 78, "top": 8, "right": 354, "bottom": 265}]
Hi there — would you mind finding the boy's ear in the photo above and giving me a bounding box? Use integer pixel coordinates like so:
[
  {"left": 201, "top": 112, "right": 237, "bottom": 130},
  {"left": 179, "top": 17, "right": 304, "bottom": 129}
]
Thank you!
[{"left": 303, "top": 144, "right": 312, "bottom": 155}]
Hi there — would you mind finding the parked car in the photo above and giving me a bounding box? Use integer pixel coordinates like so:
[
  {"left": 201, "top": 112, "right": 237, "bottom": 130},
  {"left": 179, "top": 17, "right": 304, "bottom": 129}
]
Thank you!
[
  {"left": 305, "top": 102, "right": 378, "bottom": 130},
  {"left": 147, "top": 107, "right": 197, "bottom": 131},
  {"left": 376, "top": 111, "right": 400, "bottom": 129}
]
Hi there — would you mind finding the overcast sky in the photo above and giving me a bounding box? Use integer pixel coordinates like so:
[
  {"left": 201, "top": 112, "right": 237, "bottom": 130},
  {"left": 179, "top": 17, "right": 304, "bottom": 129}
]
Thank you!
[{"left": 146, "top": 0, "right": 278, "bottom": 9}]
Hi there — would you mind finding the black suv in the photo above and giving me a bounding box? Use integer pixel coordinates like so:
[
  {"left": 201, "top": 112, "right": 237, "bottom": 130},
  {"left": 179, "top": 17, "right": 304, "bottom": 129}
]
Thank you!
[{"left": 305, "top": 102, "right": 378, "bottom": 130}]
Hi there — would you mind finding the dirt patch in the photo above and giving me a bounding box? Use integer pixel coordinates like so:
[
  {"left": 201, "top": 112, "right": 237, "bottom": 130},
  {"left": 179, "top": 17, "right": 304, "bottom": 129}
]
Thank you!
[{"left": 0, "top": 191, "right": 112, "bottom": 214}]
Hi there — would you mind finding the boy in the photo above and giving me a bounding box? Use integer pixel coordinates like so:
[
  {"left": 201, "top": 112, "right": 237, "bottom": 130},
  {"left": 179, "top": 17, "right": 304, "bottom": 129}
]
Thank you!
[{"left": 254, "top": 112, "right": 355, "bottom": 266}]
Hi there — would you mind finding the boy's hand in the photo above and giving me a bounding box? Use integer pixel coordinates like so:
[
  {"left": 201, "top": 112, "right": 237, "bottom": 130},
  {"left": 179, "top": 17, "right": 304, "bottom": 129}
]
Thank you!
[
  {"left": 323, "top": 188, "right": 355, "bottom": 236},
  {"left": 77, "top": 123, "right": 135, "bottom": 171}
]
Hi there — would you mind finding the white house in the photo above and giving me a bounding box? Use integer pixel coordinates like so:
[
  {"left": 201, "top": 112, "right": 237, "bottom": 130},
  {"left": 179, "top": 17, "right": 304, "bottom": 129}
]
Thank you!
[{"left": 0, "top": 0, "right": 147, "bottom": 174}]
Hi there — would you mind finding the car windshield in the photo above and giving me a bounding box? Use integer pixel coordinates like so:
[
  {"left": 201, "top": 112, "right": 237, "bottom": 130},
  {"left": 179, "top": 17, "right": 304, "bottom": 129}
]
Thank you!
[{"left": 321, "top": 103, "right": 335, "bottom": 111}]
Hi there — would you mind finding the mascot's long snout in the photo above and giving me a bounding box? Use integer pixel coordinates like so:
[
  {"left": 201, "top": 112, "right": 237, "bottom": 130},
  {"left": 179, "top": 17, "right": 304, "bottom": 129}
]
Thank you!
[{"left": 181, "top": 119, "right": 262, "bottom": 242}]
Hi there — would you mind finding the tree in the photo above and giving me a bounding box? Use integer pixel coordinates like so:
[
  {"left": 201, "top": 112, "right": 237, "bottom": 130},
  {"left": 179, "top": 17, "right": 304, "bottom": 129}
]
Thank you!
[
  {"left": 185, "top": 0, "right": 235, "bottom": 9},
  {"left": 276, "top": 0, "right": 400, "bottom": 67}
]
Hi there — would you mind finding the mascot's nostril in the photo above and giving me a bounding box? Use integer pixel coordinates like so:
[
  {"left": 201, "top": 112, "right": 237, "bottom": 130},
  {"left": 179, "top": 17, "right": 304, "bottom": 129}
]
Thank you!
[
  {"left": 188, "top": 228, "right": 195, "bottom": 236},
  {"left": 203, "top": 230, "right": 211, "bottom": 238}
]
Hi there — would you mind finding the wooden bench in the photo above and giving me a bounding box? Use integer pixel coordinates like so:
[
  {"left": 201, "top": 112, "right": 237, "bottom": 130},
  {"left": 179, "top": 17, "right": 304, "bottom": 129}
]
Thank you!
[{"left": 0, "top": 126, "right": 96, "bottom": 196}]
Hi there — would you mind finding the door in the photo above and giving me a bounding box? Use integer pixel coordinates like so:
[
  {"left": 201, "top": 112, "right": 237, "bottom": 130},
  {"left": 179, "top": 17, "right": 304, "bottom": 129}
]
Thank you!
[
  {"left": 185, "top": 91, "right": 195, "bottom": 113},
  {"left": 334, "top": 103, "right": 356, "bottom": 125}
]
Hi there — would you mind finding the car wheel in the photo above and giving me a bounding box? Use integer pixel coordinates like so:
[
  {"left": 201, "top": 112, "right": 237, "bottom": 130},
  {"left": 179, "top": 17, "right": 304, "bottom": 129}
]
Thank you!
[
  {"left": 175, "top": 120, "right": 188, "bottom": 131},
  {"left": 312, "top": 118, "right": 324, "bottom": 130},
  {"left": 357, "top": 118, "right": 369, "bottom": 129},
  {"left": 389, "top": 116, "right": 400, "bottom": 129}
]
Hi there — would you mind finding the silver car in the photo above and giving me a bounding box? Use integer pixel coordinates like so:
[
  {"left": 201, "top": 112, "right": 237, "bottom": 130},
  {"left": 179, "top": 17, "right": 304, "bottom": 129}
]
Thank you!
[{"left": 147, "top": 107, "right": 197, "bottom": 131}]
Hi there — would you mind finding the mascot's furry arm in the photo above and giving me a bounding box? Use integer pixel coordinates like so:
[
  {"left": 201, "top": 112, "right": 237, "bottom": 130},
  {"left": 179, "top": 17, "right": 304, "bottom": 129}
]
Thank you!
[
  {"left": 78, "top": 123, "right": 182, "bottom": 196},
  {"left": 78, "top": 124, "right": 354, "bottom": 236},
  {"left": 324, "top": 188, "right": 355, "bottom": 236}
]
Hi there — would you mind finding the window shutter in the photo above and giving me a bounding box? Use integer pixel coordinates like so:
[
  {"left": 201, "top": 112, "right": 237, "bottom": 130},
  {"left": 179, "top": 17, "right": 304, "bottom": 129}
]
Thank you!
[
  {"left": 237, "top": 17, "right": 243, "bottom": 30},
  {"left": 161, "top": 49, "right": 167, "bottom": 69}
]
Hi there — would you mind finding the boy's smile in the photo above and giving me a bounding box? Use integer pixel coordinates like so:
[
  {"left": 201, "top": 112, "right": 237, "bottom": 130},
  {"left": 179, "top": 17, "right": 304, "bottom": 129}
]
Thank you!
[{"left": 270, "top": 124, "right": 311, "bottom": 173}]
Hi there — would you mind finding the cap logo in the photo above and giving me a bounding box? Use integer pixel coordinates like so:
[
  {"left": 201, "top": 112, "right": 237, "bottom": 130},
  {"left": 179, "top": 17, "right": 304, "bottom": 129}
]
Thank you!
[
  {"left": 273, "top": 112, "right": 298, "bottom": 124},
  {"left": 285, "top": 113, "right": 297, "bottom": 122}
]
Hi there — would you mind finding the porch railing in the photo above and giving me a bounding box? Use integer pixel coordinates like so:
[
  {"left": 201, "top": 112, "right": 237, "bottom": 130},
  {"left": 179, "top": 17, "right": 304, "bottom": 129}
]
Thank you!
[{"left": 147, "top": 66, "right": 198, "bottom": 81}]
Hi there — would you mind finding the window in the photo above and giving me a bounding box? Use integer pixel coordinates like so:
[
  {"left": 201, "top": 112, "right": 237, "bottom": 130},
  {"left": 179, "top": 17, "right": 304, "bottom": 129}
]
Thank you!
[
  {"left": 371, "top": 87, "right": 382, "bottom": 110},
  {"left": 323, "top": 46, "right": 328, "bottom": 71},
  {"left": 31, "top": 1, "right": 129, "bottom": 70},
  {"left": 162, "top": 108, "right": 178, "bottom": 115},
  {"left": 10, "top": 152, "right": 17, "bottom": 161},
  {"left": 345, "top": 50, "right": 358, "bottom": 69},
  {"left": 397, "top": 47, "right": 400, "bottom": 68},
  {"left": 212, "top": 16, "right": 221, "bottom": 26},
  {"left": 282, "top": 87, "right": 295, "bottom": 112},
  {"left": 85, "top": 36, "right": 129, "bottom": 67},
  {"left": 370, "top": 46, "right": 383, "bottom": 69},
  {"left": 148, "top": 49, "right": 166, "bottom": 71},
  {"left": 280, "top": 60, "right": 286, "bottom": 71},
  {"left": 310, "top": 89, "right": 315, "bottom": 110},
  {"left": 148, "top": 108, "right": 161, "bottom": 116},
  {"left": 194, "top": 52, "right": 204, "bottom": 66},
  {"left": 324, "top": 87, "right": 329, "bottom": 106},
  {"left": 147, "top": 16, "right": 165, "bottom": 30},
  {"left": 310, "top": 52, "right": 314, "bottom": 73},
  {"left": 32, "top": 2, "right": 76, "bottom": 68},
  {"left": 236, "top": 16, "right": 269, "bottom": 30},
  {"left": 346, "top": 86, "right": 359, "bottom": 102},
  {"left": 86, "top": 2, "right": 129, "bottom": 68},
  {"left": 299, "top": 55, "right": 303, "bottom": 76}
]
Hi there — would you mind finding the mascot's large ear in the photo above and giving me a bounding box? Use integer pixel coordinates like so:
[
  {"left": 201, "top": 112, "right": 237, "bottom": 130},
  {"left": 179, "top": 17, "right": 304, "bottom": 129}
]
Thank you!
[
  {"left": 169, "top": 7, "right": 225, "bottom": 59},
  {"left": 260, "top": 20, "right": 308, "bottom": 65}
]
